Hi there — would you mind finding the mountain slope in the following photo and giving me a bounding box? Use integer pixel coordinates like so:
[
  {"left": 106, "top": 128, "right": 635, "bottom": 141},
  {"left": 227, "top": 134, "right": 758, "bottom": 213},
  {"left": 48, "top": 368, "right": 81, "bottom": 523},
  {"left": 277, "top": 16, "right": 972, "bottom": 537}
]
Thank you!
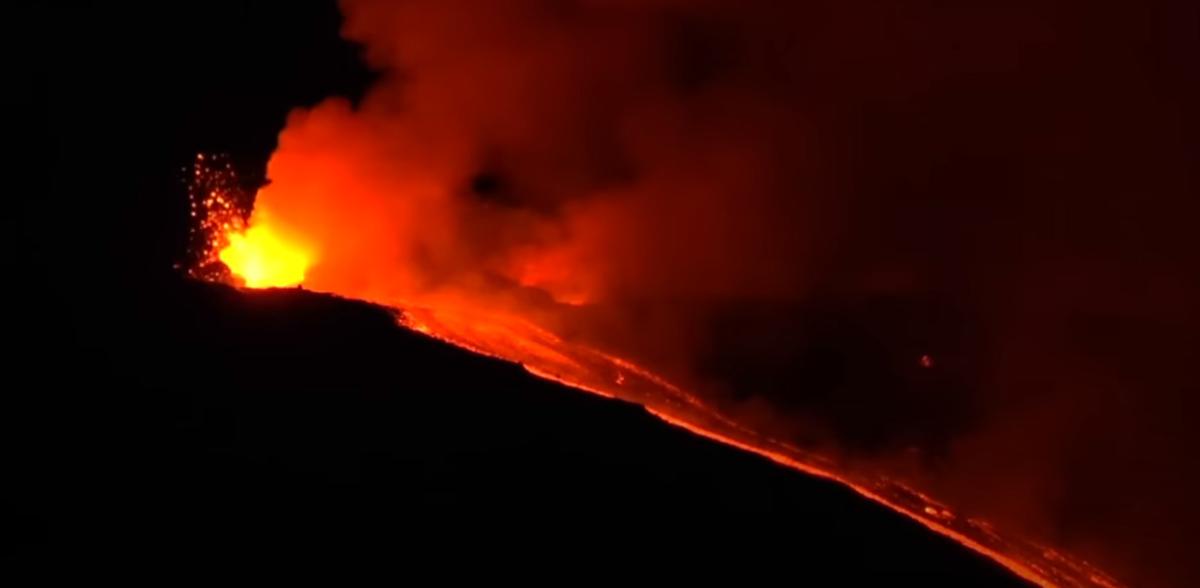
[{"left": 9, "top": 277, "right": 1024, "bottom": 584}]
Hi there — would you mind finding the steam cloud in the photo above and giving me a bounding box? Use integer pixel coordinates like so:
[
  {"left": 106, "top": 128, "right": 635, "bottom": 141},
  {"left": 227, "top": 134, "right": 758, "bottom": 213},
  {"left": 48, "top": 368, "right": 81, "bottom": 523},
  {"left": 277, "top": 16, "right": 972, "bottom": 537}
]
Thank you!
[{"left": 248, "top": 1, "right": 1200, "bottom": 584}]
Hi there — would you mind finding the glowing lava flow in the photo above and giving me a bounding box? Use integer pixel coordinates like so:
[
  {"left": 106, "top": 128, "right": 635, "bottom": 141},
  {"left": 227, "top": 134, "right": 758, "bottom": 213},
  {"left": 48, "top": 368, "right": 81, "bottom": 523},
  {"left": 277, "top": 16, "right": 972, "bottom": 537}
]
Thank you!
[
  {"left": 393, "top": 306, "right": 1123, "bottom": 588},
  {"left": 249, "top": 288, "right": 1126, "bottom": 588}
]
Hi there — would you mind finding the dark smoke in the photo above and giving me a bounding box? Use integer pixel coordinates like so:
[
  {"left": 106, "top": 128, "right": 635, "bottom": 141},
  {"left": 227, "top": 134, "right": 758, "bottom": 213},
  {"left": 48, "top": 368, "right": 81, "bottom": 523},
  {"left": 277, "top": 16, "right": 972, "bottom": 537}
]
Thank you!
[{"left": 251, "top": 1, "right": 1200, "bottom": 584}]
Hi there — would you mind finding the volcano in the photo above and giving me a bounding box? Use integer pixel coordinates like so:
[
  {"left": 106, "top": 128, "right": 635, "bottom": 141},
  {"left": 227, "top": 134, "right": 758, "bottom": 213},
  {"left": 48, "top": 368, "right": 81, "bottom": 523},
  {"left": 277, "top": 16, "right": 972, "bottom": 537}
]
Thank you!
[
  {"left": 10, "top": 276, "right": 1028, "bottom": 584},
  {"left": 27, "top": 0, "right": 1200, "bottom": 584}
]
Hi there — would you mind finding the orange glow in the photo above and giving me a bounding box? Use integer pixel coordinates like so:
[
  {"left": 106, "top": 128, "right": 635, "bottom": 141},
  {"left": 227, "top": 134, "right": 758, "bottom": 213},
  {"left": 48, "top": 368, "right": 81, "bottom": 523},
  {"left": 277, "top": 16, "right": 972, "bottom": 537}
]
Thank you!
[
  {"left": 184, "top": 146, "right": 1122, "bottom": 585},
  {"left": 166, "top": 0, "right": 1199, "bottom": 580},
  {"left": 218, "top": 223, "right": 311, "bottom": 288}
]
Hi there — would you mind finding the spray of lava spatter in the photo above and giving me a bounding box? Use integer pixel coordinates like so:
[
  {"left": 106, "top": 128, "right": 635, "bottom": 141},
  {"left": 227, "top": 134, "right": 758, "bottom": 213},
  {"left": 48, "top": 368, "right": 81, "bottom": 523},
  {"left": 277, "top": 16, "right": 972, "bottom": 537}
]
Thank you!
[
  {"left": 185, "top": 153, "right": 311, "bottom": 288},
  {"left": 184, "top": 153, "right": 252, "bottom": 284}
]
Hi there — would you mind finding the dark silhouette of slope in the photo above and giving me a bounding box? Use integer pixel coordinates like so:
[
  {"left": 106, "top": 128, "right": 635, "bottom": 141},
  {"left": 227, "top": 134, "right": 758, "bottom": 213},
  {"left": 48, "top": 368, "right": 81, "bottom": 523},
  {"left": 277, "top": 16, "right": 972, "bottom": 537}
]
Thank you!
[{"left": 8, "top": 276, "right": 1025, "bottom": 584}]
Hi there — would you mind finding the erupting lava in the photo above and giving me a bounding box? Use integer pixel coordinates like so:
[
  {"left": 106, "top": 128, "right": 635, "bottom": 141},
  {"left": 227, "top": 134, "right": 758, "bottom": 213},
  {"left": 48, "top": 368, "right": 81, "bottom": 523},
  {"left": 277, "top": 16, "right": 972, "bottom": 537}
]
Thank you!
[
  {"left": 185, "top": 154, "right": 310, "bottom": 288},
  {"left": 187, "top": 154, "right": 1121, "bottom": 588},
  {"left": 218, "top": 224, "right": 310, "bottom": 288}
]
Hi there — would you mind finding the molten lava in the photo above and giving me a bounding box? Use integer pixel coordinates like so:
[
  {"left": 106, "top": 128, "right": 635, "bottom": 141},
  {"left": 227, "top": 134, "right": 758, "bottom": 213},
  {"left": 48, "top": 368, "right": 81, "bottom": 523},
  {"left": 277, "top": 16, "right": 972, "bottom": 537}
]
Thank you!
[
  {"left": 183, "top": 154, "right": 311, "bottom": 288},
  {"left": 218, "top": 223, "right": 310, "bottom": 288}
]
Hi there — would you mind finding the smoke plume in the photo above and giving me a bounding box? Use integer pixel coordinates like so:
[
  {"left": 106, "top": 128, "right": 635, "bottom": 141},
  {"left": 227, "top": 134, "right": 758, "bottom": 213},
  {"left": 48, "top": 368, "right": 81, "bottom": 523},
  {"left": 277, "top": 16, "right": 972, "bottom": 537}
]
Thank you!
[{"left": 245, "top": 1, "right": 1200, "bottom": 584}]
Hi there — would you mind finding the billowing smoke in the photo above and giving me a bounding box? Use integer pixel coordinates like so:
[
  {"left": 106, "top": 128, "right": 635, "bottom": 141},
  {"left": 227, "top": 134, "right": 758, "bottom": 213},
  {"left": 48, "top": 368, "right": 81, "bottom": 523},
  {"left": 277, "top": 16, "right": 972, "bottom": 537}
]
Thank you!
[{"left": 244, "top": 1, "right": 1199, "bottom": 584}]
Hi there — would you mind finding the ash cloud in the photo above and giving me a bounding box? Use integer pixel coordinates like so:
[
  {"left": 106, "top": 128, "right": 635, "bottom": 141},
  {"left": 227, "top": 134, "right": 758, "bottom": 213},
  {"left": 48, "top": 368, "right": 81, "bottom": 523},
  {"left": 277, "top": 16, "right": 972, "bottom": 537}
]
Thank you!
[{"left": 251, "top": 1, "right": 1200, "bottom": 584}]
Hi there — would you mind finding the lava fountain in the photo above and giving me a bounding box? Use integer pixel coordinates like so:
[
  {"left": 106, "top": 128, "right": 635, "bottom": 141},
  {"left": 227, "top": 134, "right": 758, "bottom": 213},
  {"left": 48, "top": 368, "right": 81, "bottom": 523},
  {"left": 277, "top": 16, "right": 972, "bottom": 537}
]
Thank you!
[{"left": 217, "top": 224, "right": 311, "bottom": 288}]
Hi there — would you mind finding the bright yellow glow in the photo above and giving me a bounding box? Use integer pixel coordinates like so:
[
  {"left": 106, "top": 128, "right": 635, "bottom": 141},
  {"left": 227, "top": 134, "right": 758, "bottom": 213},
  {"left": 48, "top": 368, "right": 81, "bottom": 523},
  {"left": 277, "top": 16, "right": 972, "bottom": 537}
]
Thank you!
[{"left": 218, "top": 224, "right": 310, "bottom": 288}]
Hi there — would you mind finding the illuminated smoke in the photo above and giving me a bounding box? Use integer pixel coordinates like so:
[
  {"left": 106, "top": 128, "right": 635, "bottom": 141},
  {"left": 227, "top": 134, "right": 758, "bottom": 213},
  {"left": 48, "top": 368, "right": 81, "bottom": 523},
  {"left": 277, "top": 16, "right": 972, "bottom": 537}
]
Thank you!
[{"left": 192, "top": 1, "right": 1200, "bottom": 585}]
